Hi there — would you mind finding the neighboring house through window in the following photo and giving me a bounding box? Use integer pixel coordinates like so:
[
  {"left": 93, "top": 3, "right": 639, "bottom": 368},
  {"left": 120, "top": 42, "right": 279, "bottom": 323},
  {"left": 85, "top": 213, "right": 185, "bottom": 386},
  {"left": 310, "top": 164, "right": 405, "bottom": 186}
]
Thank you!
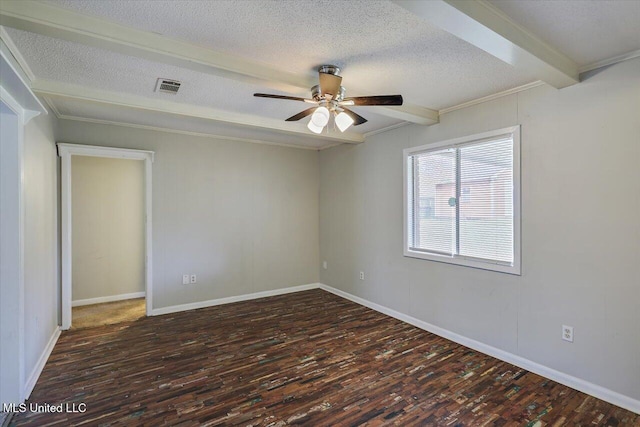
[{"left": 404, "top": 126, "right": 521, "bottom": 275}]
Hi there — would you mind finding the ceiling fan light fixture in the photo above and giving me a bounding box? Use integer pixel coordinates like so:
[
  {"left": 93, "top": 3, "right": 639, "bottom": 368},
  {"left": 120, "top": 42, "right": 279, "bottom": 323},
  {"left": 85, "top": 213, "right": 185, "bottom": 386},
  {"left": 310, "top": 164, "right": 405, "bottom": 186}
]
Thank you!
[
  {"left": 307, "top": 120, "right": 324, "bottom": 134},
  {"left": 310, "top": 106, "right": 330, "bottom": 127},
  {"left": 335, "top": 111, "right": 354, "bottom": 132},
  {"left": 253, "top": 65, "right": 401, "bottom": 134}
]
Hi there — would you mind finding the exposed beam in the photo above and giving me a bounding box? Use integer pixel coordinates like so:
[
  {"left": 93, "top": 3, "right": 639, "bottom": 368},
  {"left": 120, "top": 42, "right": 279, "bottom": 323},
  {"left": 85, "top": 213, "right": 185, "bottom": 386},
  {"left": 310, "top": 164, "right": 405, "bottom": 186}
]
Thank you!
[
  {"left": 393, "top": 0, "right": 579, "bottom": 88},
  {"left": 0, "top": 0, "right": 439, "bottom": 125},
  {"left": 31, "top": 79, "right": 364, "bottom": 144},
  {"left": 0, "top": 1, "right": 309, "bottom": 92}
]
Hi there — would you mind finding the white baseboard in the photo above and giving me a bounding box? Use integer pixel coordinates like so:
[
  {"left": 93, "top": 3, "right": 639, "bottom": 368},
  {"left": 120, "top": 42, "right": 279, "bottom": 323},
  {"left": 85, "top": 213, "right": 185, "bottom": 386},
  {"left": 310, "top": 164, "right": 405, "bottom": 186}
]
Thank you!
[
  {"left": 86, "top": 282, "right": 638, "bottom": 414},
  {"left": 23, "top": 326, "right": 61, "bottom": 400},
  {"left": 150, "top": 283, "right": 321, "bottom": 316},
  {"left": 72, "top": 291, "right": 146, "bottom": 307},
  {"left": 318, "top": 284, "right": 640, "bottom": 415}
]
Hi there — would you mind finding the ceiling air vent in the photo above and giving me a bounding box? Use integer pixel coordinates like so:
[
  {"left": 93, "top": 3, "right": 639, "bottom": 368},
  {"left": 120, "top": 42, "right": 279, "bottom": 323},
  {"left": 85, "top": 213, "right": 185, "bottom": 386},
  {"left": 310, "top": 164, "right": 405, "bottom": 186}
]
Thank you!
[{"left": 155, "top": 78, "right": 181, "bottom": 94}]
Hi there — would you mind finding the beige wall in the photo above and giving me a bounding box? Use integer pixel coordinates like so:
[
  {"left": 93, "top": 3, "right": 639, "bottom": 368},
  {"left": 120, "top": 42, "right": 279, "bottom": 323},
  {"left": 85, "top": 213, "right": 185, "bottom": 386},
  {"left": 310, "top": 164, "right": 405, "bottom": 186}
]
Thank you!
[
  {"left": 71, "top": 156, "right": 145, "bottom": 301},
  {"left": 319, "top": 58, "right": 640, "bottom": 400},
  {"left": 57, "top": 124, "right": 320, "bottom": 309}
]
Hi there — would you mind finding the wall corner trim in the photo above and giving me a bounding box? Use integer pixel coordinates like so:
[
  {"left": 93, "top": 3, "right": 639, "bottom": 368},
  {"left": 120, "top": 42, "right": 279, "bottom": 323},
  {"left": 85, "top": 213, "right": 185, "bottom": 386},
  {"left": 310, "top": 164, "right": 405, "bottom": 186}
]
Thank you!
[
  {"left": 318, "top": 284, "right": 640, "bottom": 415},
  {"left": 23, "top": 326, "right": 61, "bottom": 401}
]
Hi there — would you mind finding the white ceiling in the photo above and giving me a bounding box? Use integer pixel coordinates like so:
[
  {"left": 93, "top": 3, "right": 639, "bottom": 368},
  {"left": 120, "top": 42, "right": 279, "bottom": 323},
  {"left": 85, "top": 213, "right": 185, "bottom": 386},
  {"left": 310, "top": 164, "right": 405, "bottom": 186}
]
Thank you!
[
  {"left": 1, "top": 0, "right": 638, "bottom": 149},
  {"left": 488, "top": 0, "right": 640, "bottom": 67}
]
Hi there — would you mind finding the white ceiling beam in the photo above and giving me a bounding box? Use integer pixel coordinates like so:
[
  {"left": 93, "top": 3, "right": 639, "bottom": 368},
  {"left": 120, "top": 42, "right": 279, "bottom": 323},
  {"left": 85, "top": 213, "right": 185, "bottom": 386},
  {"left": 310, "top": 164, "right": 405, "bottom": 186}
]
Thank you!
[
  {"left": 0, "top": 37, "right": 47, "bottom": 117},
  {"left": 393, "top": 0, "right": 579, "bottom": 88},
  {"left": 31, "top": 79, "right": 364, "bottom": 144},
  {"left": 0, "top": 1, "right": 310, "bottom": 92},
  {"left": 0, "top": 0, "right": 438, "bottom": 125}
]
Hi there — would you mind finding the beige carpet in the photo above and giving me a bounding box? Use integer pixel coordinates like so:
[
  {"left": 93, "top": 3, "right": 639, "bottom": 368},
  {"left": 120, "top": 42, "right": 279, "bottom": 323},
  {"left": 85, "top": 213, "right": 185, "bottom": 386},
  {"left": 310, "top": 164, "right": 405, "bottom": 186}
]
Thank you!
[{"left": 72, "top": 298, "right": 146, "bottom": 329}]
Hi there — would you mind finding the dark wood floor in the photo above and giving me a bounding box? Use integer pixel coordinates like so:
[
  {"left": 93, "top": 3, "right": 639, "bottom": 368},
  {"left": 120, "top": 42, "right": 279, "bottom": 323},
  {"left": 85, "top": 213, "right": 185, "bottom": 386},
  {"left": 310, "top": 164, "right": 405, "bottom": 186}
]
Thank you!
[{"left": 13, "top": 289, "right": 640, "bottom": 426}]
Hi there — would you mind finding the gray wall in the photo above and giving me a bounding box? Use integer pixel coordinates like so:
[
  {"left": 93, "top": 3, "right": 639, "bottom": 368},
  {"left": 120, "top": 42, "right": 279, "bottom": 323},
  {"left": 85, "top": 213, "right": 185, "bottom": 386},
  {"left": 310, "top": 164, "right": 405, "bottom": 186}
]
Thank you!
[
  {"left": 57, "top": 123, "right": 320, "bottom": 309},
  {"left": 71, "top": 156, "right": 145, "bottom": 301},
  {"left": 319, "top": 58, "right": 640, "bottom": 400},
  {"left": 23, "top": 110, "right": 59, "bottom": 395}
]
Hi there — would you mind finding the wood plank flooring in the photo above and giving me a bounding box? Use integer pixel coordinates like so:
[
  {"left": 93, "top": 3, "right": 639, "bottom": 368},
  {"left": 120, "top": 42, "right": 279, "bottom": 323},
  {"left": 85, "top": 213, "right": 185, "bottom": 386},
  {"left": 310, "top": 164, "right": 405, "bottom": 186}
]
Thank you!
[{"left": 12, "top": 289, "right": 640, "bottom": 426}]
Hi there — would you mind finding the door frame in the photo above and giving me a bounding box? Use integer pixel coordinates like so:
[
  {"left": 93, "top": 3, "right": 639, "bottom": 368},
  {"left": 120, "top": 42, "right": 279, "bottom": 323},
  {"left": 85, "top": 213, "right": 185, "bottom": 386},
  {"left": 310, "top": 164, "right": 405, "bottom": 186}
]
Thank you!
[{"left": 57, "top": 143, "right": 154, "bottom": 330}]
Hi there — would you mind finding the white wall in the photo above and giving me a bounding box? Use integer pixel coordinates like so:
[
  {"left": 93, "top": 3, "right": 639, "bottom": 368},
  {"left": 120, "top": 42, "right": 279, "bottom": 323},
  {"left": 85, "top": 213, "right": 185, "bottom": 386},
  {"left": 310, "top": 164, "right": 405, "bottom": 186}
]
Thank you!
[
  {"left": 0, "top": 102, "right": 23, "bottom": 405},
  {"left": 0, "top": 103, "right": 59, "bottom": 405},
  {"left": 56, "top": 123, "right": 320, "bottom": 309},
  {"left": 319, "top": 58, "right": 640, "bottom": 401},
  {"left": 23, "top": 109, "right": 59, "bottom": 395},
  {"left": 71, "top": 156, "right": 145, "bottom": 301}
]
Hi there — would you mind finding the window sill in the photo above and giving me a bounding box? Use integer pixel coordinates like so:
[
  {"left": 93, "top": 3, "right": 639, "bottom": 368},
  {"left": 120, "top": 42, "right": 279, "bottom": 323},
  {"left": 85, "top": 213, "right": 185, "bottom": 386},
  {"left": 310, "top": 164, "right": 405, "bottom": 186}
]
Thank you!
[{"left": 404, "top": 249, "right": 521, "bottom": 275}]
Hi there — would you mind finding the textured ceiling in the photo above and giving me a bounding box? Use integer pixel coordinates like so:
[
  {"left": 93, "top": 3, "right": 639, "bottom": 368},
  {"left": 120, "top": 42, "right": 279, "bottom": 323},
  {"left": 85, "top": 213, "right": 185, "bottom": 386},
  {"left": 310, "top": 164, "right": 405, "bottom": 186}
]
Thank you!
[
  {"left": 5, "top": 28, "right": 401, "bottom": 136},
  {"left": 4, "top": 0, "right": 638, "bottom": 148},
  {"left": 41, "top": 0, "right": 534, "bottom": 108},
  {"left": 489, "top": 0, "right": 640, "bottom": 67}
]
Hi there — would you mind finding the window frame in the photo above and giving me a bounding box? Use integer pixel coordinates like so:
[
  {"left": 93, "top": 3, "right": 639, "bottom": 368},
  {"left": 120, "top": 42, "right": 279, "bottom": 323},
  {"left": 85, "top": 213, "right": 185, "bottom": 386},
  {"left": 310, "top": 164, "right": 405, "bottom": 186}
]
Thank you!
[{"left": 403, "top": 126, "right": 521, "bottom": 275}]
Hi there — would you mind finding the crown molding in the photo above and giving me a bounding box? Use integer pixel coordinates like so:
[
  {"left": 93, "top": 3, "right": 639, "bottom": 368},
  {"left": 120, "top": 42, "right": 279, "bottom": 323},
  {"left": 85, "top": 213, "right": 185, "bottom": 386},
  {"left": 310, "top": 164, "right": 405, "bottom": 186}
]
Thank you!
[
  {"left": 439, "top": 81, "right": 545, "bottom": 115},
  {"left": 579, "top": 49, "right": 640, "bottom": 74},
  {"left": 363, "top": 121, "right": 410, "bottom": 138},
  {"left": 0, "top": 26, "right": 35, "bottom": 82},
  {"left": 56, "top": 114, "right": 323, "bottom": 151}
]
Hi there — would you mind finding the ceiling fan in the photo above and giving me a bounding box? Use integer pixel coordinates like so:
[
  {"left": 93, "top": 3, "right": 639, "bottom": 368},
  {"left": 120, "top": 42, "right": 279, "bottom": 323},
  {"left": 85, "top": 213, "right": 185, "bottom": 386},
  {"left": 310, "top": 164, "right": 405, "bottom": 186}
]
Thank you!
[{"left": 254, "top": 65, "right": 403, "bottom": 134}]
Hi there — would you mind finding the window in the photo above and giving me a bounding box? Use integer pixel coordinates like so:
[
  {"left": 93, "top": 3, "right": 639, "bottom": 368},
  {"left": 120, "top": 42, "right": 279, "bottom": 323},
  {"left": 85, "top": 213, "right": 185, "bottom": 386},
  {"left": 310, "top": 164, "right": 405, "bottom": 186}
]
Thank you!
[{"left": 404, "top": 126, "right": 520, "bottom": 274}]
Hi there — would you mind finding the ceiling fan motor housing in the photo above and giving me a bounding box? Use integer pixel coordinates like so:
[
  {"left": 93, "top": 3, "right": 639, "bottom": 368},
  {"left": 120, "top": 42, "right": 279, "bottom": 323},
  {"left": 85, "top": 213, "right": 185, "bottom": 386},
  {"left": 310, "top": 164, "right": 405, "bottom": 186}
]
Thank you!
[{"left": 317, "top": 64, "right": 341, "bottom": 76}]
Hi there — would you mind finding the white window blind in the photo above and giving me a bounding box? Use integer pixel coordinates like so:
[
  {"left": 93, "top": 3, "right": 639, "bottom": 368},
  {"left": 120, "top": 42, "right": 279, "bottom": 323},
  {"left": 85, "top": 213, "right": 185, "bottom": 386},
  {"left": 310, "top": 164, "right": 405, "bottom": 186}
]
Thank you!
[{"left": 404, "top": 127, "right": 520, "bottom": 274}]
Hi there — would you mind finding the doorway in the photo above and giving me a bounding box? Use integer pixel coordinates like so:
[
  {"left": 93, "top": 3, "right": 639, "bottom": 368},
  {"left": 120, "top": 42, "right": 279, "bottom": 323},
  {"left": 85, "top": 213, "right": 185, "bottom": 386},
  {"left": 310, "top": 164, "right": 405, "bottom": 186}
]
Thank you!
[{"left": 58, "top": 144, "right": 154, "bottom": 330}]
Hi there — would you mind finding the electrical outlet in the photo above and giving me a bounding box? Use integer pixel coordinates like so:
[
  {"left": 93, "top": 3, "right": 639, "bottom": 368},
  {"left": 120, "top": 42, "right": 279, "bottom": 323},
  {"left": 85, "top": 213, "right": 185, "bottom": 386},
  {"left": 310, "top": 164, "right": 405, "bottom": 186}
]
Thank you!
[
  {"left": 359, "top": 271, "right": 365, "bottom": 280},
  {"left": 562, "top": 325, "right": 574, "bottom": 342},
  {"left": 190, "top": 274, "right": 197, "bottom": 284},
  {"left": 323, "top": 261, "right": 328, "bottom": 270},
  {"left": 182, "top": 274, "right": 189, "bottom": 285}
]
